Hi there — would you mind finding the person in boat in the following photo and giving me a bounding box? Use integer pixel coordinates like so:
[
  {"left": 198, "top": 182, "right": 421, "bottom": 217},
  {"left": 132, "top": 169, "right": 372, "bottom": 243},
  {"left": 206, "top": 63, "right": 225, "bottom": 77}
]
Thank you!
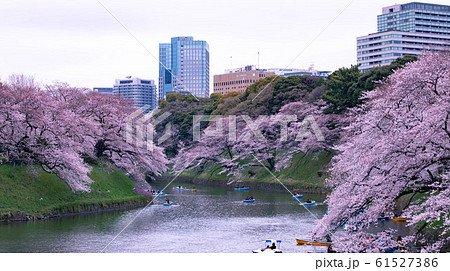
[
  {"left": 245, "top": 196, "right": 250, "bottom": 200},
  {"left": 327, "top": 244, "right": 336, "bottom": 253},
  {"left": 306, "top": 199, "right": 312, "bottom": 203},
  {"left": 165, "top": 199, "right": 170, "bottom": 204},
  {"left": 294, "top": 192, "right": 299, "bottom": 196},
  {"left": 396, "top": 235, "right": 407, "bottom": 252},
  {"left": 249, "top": 196, "right": 254, "bottom": 200},
  {"left": 270, "top": 242, "right": 276, "bottom": 249}
]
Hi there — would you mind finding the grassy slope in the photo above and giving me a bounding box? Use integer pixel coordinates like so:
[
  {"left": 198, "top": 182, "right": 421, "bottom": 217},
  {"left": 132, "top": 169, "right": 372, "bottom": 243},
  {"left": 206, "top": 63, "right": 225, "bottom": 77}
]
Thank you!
[
  {"left": 0, "top": 163, "right": 151, "bottom": 218},
  {"left": 180, "top": 152, "right": 333, "bottom": 188}
]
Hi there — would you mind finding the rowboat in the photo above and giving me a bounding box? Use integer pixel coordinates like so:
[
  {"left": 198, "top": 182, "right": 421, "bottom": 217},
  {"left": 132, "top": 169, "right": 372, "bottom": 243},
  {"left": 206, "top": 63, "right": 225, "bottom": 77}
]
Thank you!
[
  {"left": 296, "top": 238, "right": 331, "bottom": 247},
  {"left": 377, "top": 216, "right": 391, "bottom": 222},
  {"left": 191, "top": 189, "right": 197, "bottom": 192},
  {"left": 234, "top": 187, "right": 249, "bottom": 191},
  {"left": 163, "top": 202, "right": 178, "bottom": 206},
  {"left": 301, "top": 201, "right": 316, "bottom": 206},
  {"left": 292, "top": 194, "right": 303, "bottom": 199},
  {"left": 391, "top": 218, "right": 407, "bottom": 223},
  {"left": 243, "top": 199, "right": 255, "bottom": 203},
  {"left": 152, "top": 192, "right": 166, "bottom": 196},
  {"left": 252, "top": 239, "right": 282, "bottom": 253}
]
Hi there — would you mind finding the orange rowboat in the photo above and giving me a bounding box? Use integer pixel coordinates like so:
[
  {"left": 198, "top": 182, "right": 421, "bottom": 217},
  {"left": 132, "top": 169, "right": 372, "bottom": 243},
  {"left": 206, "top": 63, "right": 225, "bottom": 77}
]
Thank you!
[
  {"left": 296, "top": 239, "right": 332, "bottom": 247},
  {"left": 391, "top": 218, "right": 407, "bottom": 223}
]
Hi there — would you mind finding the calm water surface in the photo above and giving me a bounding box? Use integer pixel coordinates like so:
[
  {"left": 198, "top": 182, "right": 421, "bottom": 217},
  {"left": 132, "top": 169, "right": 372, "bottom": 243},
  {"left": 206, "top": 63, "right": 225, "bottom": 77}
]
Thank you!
[{"left": 0, "top": 182, "right": 401, "bottom": 253}]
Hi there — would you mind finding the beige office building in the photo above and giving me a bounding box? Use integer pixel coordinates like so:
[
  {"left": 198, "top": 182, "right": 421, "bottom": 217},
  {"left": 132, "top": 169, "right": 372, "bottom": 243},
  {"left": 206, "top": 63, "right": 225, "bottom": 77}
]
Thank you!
[{"left": 213, "top": 65, "right": 275, "bottom": 95}]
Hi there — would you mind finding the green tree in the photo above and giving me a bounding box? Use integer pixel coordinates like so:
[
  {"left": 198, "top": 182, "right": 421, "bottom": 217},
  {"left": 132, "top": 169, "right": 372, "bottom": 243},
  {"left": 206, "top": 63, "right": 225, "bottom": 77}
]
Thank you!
[
  {"left": 153, "top": 93, "right": 214, "bottom": 157},
  {"left": 209, "top": 93, "right": 223, "bottom": 111},
  {"left": 322, "top": 65, "right": 361, "bottom": 114},
  {"left": 351, "top": 55, "right": 418, "bottom": 103},
  {"left": 322, "top": 55, "right": 418, "bottom": 114},
  {"left": 270, "top": 75, "right": 325, "bottom": 113}
]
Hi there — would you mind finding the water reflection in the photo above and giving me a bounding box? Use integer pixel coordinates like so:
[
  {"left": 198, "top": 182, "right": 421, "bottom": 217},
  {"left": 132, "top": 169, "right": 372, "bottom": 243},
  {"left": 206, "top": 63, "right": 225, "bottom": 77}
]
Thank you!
[{"left": 1, "top": 182, "right": 400, "bottom": 253}]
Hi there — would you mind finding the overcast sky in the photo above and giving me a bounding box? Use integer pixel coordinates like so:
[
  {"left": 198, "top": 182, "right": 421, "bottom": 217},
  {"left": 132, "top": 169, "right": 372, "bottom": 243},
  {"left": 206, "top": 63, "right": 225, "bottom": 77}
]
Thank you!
[{"left": 1, "top": 0, "right": 448, "bottom": 91}]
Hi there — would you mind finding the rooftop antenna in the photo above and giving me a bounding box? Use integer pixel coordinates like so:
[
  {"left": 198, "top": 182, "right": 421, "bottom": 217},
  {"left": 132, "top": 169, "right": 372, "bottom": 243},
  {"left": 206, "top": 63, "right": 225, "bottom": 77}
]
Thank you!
[
  {"left": 230, "top": 56, "right": 233, "bottom": 71},
  {"left": 258, "top": 52, "right": 260, "bottom": 70}
]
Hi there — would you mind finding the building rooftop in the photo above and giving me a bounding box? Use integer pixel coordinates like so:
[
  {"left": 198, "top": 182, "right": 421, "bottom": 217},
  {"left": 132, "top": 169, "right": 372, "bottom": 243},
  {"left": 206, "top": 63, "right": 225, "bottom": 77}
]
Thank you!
[{"left": 401, "top": 2, "right": 450, "bottom": 12}]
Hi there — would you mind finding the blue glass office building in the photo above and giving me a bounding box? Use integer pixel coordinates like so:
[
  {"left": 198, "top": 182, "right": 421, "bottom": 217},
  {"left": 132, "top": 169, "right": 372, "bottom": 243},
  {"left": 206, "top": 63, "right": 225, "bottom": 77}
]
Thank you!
[{"left": 159, "top": 37, "right": 210, "bottom": 99}]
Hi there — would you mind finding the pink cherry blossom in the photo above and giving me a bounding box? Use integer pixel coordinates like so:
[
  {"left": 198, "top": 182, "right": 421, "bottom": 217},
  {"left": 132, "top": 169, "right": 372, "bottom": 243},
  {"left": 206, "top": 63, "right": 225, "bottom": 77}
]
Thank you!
[
  {"left": 313, "top": 52, "right": 450, "bottom": 252},
  {"left": 0, "top": 78, "right": 167, "bottom": 191}
]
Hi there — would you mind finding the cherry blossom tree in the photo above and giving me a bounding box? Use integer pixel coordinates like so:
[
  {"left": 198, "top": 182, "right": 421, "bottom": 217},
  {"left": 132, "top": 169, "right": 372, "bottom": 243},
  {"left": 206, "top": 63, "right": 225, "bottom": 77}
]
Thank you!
[
  {"left": 49, "top": 84, "right": 168, "bottom": 187},
  {"left": 0, "top": 78, "right": 93, "bottom": 191},
  {"left": 274, "top": 100, "right": 343, "bottom": 170},
  {"left": 172, "top": 100, "right": 342, "bottom": 178},
  {"left": 0, "top": 78, "right": 168, "bottom": 191},
  {"left": 220, "top": 99, "right": 341, "bottom": 173},
  {"left": 172, "top": 116, "right": 241, "bottom": 174},
  {"left": 313, "top": 52, "right": 450, "bottom": 252}
]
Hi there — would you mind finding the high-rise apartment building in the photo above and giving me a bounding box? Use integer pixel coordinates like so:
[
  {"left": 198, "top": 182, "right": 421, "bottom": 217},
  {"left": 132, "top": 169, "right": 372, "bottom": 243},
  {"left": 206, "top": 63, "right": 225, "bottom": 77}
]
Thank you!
[
  {"left": 213, "top": 65, "right": 275, "bottom": 95},
  {"left": 357, "top": 2, "right": 450, "bottom": 72},
  {"left": 113, "top": 77, "right": 158, "bottom": 111},
  {"left": 159, "top": 36, "right": 210, "bottom": 99}
]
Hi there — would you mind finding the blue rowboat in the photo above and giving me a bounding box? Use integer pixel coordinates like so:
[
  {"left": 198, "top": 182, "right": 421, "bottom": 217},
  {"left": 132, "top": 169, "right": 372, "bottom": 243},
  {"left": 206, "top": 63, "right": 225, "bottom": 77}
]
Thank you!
[
  {"left": 243, "top": 199, "right": 255, "bottom": 203},
  {"left": 292, "top": 194, "right": 303, "bottom": 199},
  {"left": 152, "top": 192, "right": 166, "bottom": 196},
  {"left": 163, "top": 202, "right": 177, "bottom": 206},
  {"left": 301, "top": 201, "right": 316, "bottom": 206},
  {"left": 234, "top": 187, "right": 249, "bottom": 191}
]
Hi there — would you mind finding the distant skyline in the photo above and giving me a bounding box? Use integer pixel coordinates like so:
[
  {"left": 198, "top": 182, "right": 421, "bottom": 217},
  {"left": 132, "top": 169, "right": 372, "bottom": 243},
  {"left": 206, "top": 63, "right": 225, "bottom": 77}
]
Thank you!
[{"left": 1, "top": 0, "right": 449, "bottom": 92}]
